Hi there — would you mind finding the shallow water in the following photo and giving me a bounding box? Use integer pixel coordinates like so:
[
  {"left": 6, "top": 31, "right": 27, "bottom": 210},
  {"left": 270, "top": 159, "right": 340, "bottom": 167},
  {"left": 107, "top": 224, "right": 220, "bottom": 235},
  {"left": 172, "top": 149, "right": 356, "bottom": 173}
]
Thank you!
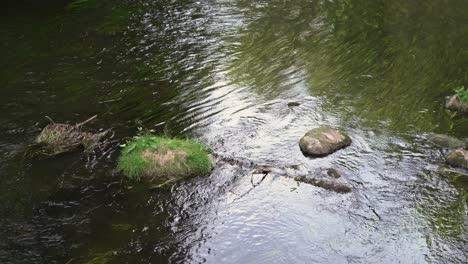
[{"left": 0, "top": 0, "right": 467, "bottom": 263}]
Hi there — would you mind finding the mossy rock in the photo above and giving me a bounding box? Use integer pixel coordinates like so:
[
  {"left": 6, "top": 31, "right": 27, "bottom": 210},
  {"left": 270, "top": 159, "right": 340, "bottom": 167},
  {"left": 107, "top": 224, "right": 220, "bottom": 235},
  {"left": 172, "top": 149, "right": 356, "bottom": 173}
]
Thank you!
[
  {"left": 299, "top": 126, "right": 352, "bottom": 157},
  {"left": 118, "top": 136, "right": 213, "bottom": 186},
  {"left": 428, "top": 134, "right": 465, "bottom": 149}
]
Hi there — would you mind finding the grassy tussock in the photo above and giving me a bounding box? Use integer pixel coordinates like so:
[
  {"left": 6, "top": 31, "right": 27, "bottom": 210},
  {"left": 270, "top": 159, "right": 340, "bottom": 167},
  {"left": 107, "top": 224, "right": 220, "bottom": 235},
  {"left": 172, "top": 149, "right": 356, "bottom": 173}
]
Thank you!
[{"left": 118, "top": 136, "right": 213, "bottom": 182}]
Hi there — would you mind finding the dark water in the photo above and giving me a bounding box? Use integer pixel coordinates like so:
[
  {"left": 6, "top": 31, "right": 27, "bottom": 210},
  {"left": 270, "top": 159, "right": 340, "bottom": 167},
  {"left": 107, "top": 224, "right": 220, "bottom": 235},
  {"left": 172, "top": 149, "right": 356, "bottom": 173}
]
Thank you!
[{"left": 1, "top": 0, "right": 467, "bottom": 263}]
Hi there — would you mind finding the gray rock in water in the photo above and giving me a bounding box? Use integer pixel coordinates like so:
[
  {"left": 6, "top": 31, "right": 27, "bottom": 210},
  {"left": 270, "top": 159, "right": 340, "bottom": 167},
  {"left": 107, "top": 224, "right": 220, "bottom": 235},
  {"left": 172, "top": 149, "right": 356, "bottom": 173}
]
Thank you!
[
  {"left": 326, "top": 168, "right": 342, "bottom": 179},
  {"left": 287, "top": 102, "right": 300, "bottom": 107},
  {"left": 445, "top": 95, "right": 468, "bottom": 114},
  {"left": 446, "top": 148, "right": 468, "bottom": 169},
  {"left": 428, "top": 134, "right": 465, "bottom": 148},
  {"left": 299, "top": 126, "right": 351, "bottom": 157}
]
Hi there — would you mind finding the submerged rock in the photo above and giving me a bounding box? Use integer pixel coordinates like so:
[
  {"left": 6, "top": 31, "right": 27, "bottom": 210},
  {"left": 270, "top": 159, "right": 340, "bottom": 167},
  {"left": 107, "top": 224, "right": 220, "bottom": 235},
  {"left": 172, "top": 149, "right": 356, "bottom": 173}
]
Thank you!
[
  {"left": 118, "top": 136, "right": 213, "bottom": 187},
  {"left": 446, "top": 148, "right": 468, "bottom": 169},
  {"left": 287, "top": 102, "right": 300, "bottom": 107},
  {"left": 299, "top": 126, "right": 351, "bottom": 157},
  {"left": 325, "top": 168, "right": 342, "bottom": 179},
  {"left": 445, "top": 95, "right": 468, "bottom": 114},
  {"left": 428, "top": 134, "right": 465, "bottom": 148}
]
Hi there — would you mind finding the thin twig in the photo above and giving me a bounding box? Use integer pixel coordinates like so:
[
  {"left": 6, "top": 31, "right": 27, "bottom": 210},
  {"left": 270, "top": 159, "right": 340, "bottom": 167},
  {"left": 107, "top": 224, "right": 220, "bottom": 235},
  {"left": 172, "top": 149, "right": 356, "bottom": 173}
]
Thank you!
[
  {"left": 99, "top": 98, "right": 122, "bottom": 104},
  {"left": 251, "top": 172, "right": 268, "bottom": 187},
  {"left": 44, "top": 116, "right": 55, "bottom": 124},
  {"left": 76, "top": 115, "right": 98, "bottom": 127},
  {"left": 442, "top": 168, "right": 468, "bottom": 177}
]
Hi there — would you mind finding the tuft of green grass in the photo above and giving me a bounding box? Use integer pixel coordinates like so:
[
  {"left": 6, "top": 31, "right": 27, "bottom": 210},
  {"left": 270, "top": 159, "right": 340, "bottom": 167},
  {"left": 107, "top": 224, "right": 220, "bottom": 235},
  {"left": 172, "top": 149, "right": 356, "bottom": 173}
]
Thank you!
[
  {"left": 455, "top": 86, "right": 468, "bottom": 102},
  {"left": 117, "top": 136, "right": 213, "bottom": 182}
]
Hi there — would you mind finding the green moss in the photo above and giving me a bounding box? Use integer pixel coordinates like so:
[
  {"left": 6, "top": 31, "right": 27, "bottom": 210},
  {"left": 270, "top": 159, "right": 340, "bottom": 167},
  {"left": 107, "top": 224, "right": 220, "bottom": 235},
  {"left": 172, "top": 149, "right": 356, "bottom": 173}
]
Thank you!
[
  {"left": 36, "top": 126, "right": 61, "bottom": 144},
  {"left": 455, "top": 86, "right": 468, "bottom": 102},
  {"left": 117, "top": 136, "right": 213, "bottom": 183}
]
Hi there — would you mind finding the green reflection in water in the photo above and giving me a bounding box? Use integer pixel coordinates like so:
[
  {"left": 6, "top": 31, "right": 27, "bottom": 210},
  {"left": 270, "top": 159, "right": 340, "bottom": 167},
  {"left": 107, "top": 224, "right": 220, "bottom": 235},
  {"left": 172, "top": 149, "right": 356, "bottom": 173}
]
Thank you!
[
  {"left": 417, "top": 169, "right": 467, "bottom": 250},
  {"left": 229, "top": 0, "right": 468, "bottom": 135},
  {"left": 0, "top": 1, "right": 467, "bottom": 262}
]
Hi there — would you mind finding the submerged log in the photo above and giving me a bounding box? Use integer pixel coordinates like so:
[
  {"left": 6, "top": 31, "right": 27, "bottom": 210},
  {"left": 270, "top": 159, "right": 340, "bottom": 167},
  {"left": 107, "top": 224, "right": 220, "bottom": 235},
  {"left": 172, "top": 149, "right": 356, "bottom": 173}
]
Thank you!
[
  {"left": 213, "top": 155, "right": 353, "bottom": 194},
  {"left": 294, "top": 176, "right": 352, "bottom": 194}
]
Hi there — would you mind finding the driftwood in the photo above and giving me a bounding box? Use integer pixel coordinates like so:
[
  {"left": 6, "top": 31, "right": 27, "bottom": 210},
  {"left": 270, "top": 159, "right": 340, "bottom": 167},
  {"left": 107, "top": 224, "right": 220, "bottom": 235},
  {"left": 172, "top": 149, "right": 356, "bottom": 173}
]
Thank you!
[
  {"left": 31, "top": 115, "right": 110, "bottom": 157},
  {"left": 212, "top": 154, "right": 353, "bottom": 194},
  {"left": 294, "top": 176, "right": 351, "bottom": 193}
]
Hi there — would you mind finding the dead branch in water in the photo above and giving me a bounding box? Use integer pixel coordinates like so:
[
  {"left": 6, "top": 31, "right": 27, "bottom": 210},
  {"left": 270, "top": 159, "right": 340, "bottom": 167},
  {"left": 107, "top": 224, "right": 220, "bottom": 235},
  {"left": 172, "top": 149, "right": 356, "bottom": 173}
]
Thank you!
[
  {"left": 76, "top": 115, "right": 98, "bottom": 127},
  {"left": 29, "top": 115, "right": 109, "bottom": 157}
]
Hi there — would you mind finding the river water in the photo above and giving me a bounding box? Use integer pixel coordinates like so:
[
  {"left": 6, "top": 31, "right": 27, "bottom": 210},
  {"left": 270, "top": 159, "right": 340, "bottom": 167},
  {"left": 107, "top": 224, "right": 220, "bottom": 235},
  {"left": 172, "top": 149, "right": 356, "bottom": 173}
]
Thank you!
[{"left": 0, "top": 0, "right": 467, "bottom": 263}]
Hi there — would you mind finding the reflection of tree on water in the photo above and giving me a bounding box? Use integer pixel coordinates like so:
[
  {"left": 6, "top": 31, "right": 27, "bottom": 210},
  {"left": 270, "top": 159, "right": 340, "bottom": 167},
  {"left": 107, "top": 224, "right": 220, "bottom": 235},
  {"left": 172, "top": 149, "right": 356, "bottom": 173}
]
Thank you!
[
  {"left": 415, "top": 169, "right": 467, "bottom": 261},
  {"left": 103, "top": 0, "right": 227, "bottom": 133},
  {"left": 229, "top": 0, "right": 468, "bottom": 133},
  {"left": 228, "top": 0, "right": 319, "bottom": 98}
]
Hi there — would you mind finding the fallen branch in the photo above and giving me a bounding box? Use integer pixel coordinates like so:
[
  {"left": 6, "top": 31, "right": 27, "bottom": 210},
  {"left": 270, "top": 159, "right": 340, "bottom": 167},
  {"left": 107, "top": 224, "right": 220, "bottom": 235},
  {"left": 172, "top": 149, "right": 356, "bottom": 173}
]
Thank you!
[{"left": 29, "top": 115, "right": 108, "bottom": 157}]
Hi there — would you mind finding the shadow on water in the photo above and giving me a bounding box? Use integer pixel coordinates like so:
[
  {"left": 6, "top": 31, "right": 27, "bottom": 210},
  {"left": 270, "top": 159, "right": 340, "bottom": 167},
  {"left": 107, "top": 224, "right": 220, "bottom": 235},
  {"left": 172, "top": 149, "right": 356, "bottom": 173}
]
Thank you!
[{"left": 0, "top": 0, "right": 467, "bottom": 263}]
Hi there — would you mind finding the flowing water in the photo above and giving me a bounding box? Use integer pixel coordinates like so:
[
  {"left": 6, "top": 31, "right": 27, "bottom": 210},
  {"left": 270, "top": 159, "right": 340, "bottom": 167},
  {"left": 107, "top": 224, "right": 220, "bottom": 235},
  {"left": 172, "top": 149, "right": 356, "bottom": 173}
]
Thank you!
[{"left": 1, "top": 0, "right": 467, "bottom": 263}]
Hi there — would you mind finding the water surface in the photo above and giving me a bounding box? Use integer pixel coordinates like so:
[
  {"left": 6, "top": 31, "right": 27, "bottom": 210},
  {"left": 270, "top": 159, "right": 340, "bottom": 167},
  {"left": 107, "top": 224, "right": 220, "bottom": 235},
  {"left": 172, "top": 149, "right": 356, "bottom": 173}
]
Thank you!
[{"left": 0, "top": 0, "right": 467, "bottom": 263}]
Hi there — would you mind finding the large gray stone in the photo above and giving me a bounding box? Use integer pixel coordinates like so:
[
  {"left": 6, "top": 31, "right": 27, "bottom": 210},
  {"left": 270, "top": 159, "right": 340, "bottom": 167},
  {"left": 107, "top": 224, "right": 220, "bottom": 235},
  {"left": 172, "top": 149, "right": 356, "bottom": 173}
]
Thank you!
[
  {"left": 299, "top": 126, "right": 351, "bottom": 157},
  {"left": 446, "top": 148, "right": 468, "bottom": 169}
]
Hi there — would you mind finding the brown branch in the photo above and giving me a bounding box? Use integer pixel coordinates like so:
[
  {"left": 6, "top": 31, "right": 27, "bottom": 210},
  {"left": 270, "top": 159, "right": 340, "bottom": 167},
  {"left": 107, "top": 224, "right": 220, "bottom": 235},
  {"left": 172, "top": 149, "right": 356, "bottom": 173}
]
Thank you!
[{"left": 76, "top": 115, "right": 98, "bottom": 127}]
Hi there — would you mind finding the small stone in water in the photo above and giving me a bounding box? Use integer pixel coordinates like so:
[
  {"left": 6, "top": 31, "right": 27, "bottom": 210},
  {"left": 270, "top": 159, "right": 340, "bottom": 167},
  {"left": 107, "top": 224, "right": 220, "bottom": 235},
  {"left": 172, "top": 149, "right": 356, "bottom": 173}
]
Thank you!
[{"left": 288, "top": 102, "right": 300, "bottom": 107}]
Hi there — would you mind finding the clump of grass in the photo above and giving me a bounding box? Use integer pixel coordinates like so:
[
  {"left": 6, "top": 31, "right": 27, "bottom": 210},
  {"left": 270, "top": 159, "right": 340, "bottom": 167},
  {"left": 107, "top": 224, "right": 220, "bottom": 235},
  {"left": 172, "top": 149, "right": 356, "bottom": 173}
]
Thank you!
[
  {"left": 455, "top": 86, "right": 468, "bottom": 102},
  {"left": 117, "top": 136, "right": 213, "bottom": 184}
]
